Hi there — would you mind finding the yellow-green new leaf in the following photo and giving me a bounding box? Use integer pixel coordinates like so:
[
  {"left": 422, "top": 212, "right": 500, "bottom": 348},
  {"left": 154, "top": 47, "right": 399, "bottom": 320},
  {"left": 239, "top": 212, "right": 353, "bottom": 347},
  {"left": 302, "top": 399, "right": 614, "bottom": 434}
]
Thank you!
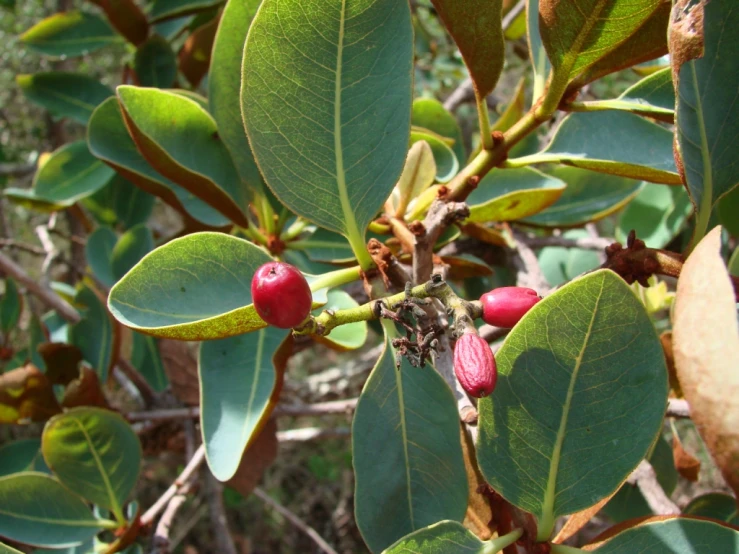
[{"left": 21, "top": 11, "right": 118, "bottom": 57}]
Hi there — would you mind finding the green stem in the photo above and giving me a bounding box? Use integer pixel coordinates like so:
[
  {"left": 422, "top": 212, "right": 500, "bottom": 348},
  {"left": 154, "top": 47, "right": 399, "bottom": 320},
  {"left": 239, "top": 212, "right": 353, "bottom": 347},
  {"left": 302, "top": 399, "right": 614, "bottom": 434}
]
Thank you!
[
  {"left": 308, "top": 265, "right": 362, "bottom": 292},
  {"left": 347, "top": 230, "right": 374, "bottom": 271},
  {"left": 240, "top": 225, "right": 269, "bottom": 247},
  {"left": 551, "top": 544, "right": 587, "bottom": 554},
  {"left": 477, "top": 90, "right": 494, "bottom": 151},
  {"left": 281, "top": 218, "right": 310, "bottom": 241},
  {"left": 98, "top": 517, "right": 121, "bottom": 530},
  {"left": 483, "top": 528, "right": 523, "bottom": 554},
  {"left": 502, "top": 153, "right": 562, "bottom": 169},
  {"left": 367, "top": 220, "right": 391, "bottom": 234}
]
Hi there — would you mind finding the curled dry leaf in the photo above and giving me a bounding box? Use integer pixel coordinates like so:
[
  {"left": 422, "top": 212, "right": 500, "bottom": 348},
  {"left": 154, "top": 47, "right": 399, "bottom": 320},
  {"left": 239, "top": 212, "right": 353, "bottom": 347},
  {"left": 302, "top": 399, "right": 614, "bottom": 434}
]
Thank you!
[
  {"left": 159, "top": 339, "right": 200, "bottom": 406},
  {"left": 460, "top": 426, "right": 494, "bottom": 541},
  {"left": 660, "top": 331, "right": 683, "bottom": 397},
  {"left": 672, "top": 226, "right": 739, "bottom": 501},
  {"left": 672, "top": 434, "right": 701, "bottom": 482},
  {"left": 0, "top": 364, "right": 61, "bottom": 423},
  {"left": 62, "top": 366, "right": 110, "bottom": 410}
]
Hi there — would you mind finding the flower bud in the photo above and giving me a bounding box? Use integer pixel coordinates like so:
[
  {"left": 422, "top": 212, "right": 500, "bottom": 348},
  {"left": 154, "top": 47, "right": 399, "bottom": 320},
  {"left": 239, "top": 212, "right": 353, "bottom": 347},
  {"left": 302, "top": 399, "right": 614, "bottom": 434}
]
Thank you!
[
  {"left": 453, "top": 332, "right": 497, "bottom": 398},
  {"left": 252, "top": 262, "right": 312, "bottom": 329},
  {"left": 480, "top": 287, "right": 541, "bottom": 328}
]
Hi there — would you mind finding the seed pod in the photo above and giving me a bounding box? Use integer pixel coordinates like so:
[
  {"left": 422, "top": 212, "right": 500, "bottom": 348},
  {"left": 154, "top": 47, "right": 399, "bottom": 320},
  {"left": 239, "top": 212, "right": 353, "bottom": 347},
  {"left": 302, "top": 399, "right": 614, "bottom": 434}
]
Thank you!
[
  {"left": 251, "top": 262, "right": 312, "bottom": 329},
  {"left": 480, "top": 286, "right": 541, "bottom": 328},
  {"left": 453, "top": 331, "right": 497, "bottom": 398}
]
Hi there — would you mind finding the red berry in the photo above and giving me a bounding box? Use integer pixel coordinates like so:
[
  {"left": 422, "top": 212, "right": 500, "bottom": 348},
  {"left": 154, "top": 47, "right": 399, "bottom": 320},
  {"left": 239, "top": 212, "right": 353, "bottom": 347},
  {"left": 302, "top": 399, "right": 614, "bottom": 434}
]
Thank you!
[
  {"left": 480, "top": 287, "right": 541, "bottom": 328},
  {"left": 251, "top": 262, "right": 312, "bottom": 329},
  {"left": 454, "top": 331, "right": 497, "bottom": 398}
]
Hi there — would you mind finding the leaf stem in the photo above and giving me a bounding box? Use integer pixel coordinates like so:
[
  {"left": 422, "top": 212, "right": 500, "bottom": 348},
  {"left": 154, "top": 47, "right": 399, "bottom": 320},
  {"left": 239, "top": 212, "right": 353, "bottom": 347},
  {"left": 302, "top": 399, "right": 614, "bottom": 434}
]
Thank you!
[
  {"left": 281, "top": 218, "right": 310, "bottom": 241},
  {"left": 483, "top": 528, "right": 523, "bottom": 554},
  {"left": 308, "top": 266, "right": 362, "bottom": 293},
  {"left": 98, "top": 518, "right": 122, "bottom": 530},
  {"left": 477, "top": 90, "right": 494, "bottom": 151},
  {"left": 551, "top": 545, "right": 587, "bottom": 554}
]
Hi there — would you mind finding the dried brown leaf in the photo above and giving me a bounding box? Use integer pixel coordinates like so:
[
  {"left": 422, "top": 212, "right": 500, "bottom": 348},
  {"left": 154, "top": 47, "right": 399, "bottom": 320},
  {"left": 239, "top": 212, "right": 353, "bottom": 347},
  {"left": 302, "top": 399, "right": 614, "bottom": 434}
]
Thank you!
[
  {"left": 62, "top": 366, "right": 110, "bottom": 410},
  {"left": 159, "top": 339, "right": 200, "bottom": 406},
  {"left": 672, "top": 434, "right": 701, "bottom": 482},
  {"left": 0, "top": 364, "right": 61, "bottom": 423},
  {"left": 673, "top": 226, "right": 739, "bottom": 501},
  {"left": 38, "top": 342, "right": 83, "bottom": 386},
  {"left": 460, "top": 426, "right": 494, "bottom": 540}
]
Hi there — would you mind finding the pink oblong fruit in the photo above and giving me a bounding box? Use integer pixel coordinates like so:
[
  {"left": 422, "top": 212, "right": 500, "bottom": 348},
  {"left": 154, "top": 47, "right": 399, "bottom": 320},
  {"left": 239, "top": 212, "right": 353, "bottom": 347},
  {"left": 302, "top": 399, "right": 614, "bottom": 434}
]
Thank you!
[
  {"left": 480, "top": 286, "right": 541, "bottom": 328},
  {"left": 251, "top": 262, "right": 312, "bottom": 329},
  {"left": 453, "top": 331, "right": 497, "bottom": 398}
]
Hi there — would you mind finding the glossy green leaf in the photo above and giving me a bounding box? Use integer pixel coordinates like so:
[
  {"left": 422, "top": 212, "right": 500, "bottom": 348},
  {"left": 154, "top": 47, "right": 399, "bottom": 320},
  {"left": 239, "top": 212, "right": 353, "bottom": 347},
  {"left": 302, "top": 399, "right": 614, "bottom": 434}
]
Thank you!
[
  {"left": 671, "top": 0, "right": 739, "bottom": 241},
  {"left": 0, "top": 542, "right": 23, "bottom": 554},
  {"left": 87, "top": 98, "right": 228, "bottom": 227},
  {"left": 465, "top": 167, "right": 566, "bottom": 223},
  {"left": 718, "top": 186, "right": 739, "bottom": 237},
  {"left": 2, "top": 188, "right": 67, "bottom": 213},
  {"left": 616, "top": 183, "right": 692, "bottom": 249},
  {"left": 133, "top": 35, "right": 177, "bottom": 88},
  {"left": 33, "top": 538, "right": 95, "bottom": 554},
  {"left": 538, "top": 230, "right": 601, "bottom": 287},
  {"left": 117, "top": 86, "right": 249, "bottom": 227},
  {"left": 151, "top": 0, "right": 224, "bottom": 21},
  {"left": 730, "top": 248, "right": 739, "bottom": 277},
  {"left": 131, "top": 332, "right": 168, "bottom": 392},
  {"left": 154, "top": 14, "right": 194, "bottom": 40},
  {"left": 208, "top": 0, "right": 262, "bottom": 189},
  {"left": 199, "top": 327, "right": 288, "bottom": 481},
  {"left": 33, "top": 141, "right": 115, "bottom": 206},
  {"left": 524, "top": 167, "right": 644, "bottom": 227},
  {"left": 82, "top": 183, "right": 118, "bottom": 226},
  {"left": 430, "top": 0, "right": 504, "bottom": 98},
  {"left": 517, "top": 111, "right": 681, "bottom": 185},
  {"left": 382, "top": 520, "right": 518, "bottom": 554},
  {"left": 683, "top": 493, "right": 739, "bottom": 525},
  {"left": 110, "top": 175, "right": 156, "bottom": 229},
  {"left": 592, "top": 517, "right": 739, "bottom": 553},
  {"left": 68, "top": 286, "right": 116, "bottom": 382},
  {"left": 411, "top": 97, "right": 465, "bottom": 163},
  {"left": 353, "top": 320, "right": 467, "bottom": 553},
  {"left": 21, "top": 11, "right": 118, "bottom": 57},
  {"left": 108, "top": 232, "right": 273, "bottom": 340},
  {"left": 410, "top": 131, "right": 458, "bottom": 184},
  {"left": 477, "top": 270, "right": 668, "bottom": 540},
  {"left": 86, "top": 226, "right": 117, "bottom": 288},
  {"left": 0, "top": 278, "right": 21, "bottom": 335},
  {"left": 16, "top": 73, "right": 113, "bottom": 125},
  {"left": 297, "top": 227, "right": 354, "bottom": 263},
  {"left": 527, "top": 0, "right": 550, "bottom": 101},
  {"left": 242, "top": 0, "right": 413, "bottom": 260},
  {"left": 111, "top": 224, "right": 154, "bottom": 280},
  {"left": 539, "top": 0, "right": 666, "bottom": 87},
  {"left": 312, "top": 290, "right": 367, "bottom": 351},
  {"left": 564, "top": 2, "right": 670, "bottom": 93},
  {"left": 42, "top": 408, "right": 141, "bottom": 522},
  {"left": 0, "top": 473, "right": 103, "bottom": 548},
  {"left": 0, "top": 439, "right": 41, "bottom": 477}
]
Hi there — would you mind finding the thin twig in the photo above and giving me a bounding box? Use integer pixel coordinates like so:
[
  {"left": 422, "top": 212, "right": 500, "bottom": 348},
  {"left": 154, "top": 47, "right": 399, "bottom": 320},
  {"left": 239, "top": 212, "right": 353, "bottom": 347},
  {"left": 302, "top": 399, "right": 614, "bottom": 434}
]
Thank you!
[
  {"left": 0, "top": 250, "right": 80, "bottom": 322},
  {"left": 627, "top": 460, "right": 680, "bottom": 515},
  {"left": 276, "top": 427, "right": 350, "bottom": 442},
  {"left": 479, "top": 325, "right": 510, "bottom": 344},
  {"left": 204, "top": 472, "right": 238, "bottom": 554},
  {"left": 501, "top": 0, "right": 525, "bottom": 30},
  {"left": 413, "top": 200, "right": 470, "bottom": 284},
  {"left": 150, "top": 482, "right": 194, "bottom": 554},
  {"left": 518, "top": 234, "right": 614, "bottom": 251},
  {"left": 141, "top": 444, "right": 207, "bottom": 526},
  {"left": 253, "top": 486, "right": 340, "bottom": 554},
  {"left": 0, "top": 239, "right": 47, "bottom": 256},
  {"left": 511, "top": 229, "right": 551, "bottom": 294},
  {"left": 117, "top": 358, "right": 158, "bottom": 407},
  {"left": 666, "top": 398, "right": 690, "bottom": 419}
]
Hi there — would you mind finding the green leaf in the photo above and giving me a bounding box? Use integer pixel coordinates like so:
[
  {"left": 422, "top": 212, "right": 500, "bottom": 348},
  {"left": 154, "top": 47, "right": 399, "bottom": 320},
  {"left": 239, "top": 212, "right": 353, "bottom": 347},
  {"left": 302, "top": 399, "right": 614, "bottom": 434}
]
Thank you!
[
  {"left": 133, "top": 35, "right": 177, "bottom": 88},
  {"left": 87, "top": 97, "right": 229, "bottom": 227},
  {"left": 16, "top": 73, "right": 113, "bottom": 125},
  {"left": 131, "top": 332, "right": 168, "bottom": 392},
  {"left": 242, "top": 0, "right": 413, "bottom": 263},
  {"left": 33, "top": 141, "right": 116, "bottom": 206},
  {"left": 353, "top": 320, "right": 467, "bottom": 553},
  {"left": 297, "top": 227, "right": 355, "bottom": 264},
  {"left": 517, "top": 111, "right": 681, "bottom": 185},
  {"left": 110, "top": 175, "right": 156, "bottom": 229},
  {"left": 111, "top": 224, "right": 154, "bottom": 280},
  {"left": 671, "top": 0, "right": 739, "bottom": 242},
  {"left": 199, "top": 327, "right": 288, "bottom": 481},
  {"left": 411, "top": 98, "right": 465, "bottom": 163},
  {"left": 383, "top": 520, "right": 498, "bottom": 554},
  {"left": 477, "top": 270, "right": 668, "bottom": 540},
  {"left": 208, "top": 0, "right": 263, "bottom": 190},
  {"left": 0, "top": 473, "right": 103, "bottom": 548},
  {"left": 154, "top": 14, "right": 194, "bottom": 40},
  {"left": 465, "top": 167, "right": 566, "bottom": 223},
  {"left": 86, "top": 226, "right": 117, "bottom": 288},
  {"left": 21, "top": 11, "right": 118, "bottom": 57},
  {"left": 592, "top": 517, "right": 739, "bottom": 552},
  {"left": 537, "top": 230, "right": 601, "bottom": 287},
  {"left": 683, "top": 493, "right": 739, "bottom": 525},
  {"left": 68, "top": 286, "right": 116, "bottom": 382},
  {"left": 0, "top": 541, "right": 23, "bottom": 554},
  {"left": 616, "top": 183, "right": 692, "bottom": 249},
  {"left": 117, "top": 86, "right": 250, "bottom": 227},
  {"left": 42, "top": 408, "right": 140, "bottom": 523},
  {"left": 539, "top": 0, "right": 666, "bottom": 87},
  {"left": 410, "top": 131, "right": 458, "bottom": 184},
  {"left": 524, "top": 167, "right": 644, "bottom": 227},
  {"left": 527, "top": 0, "right": 550, "bottom": 101},
  {"left": 718, "top": 186, "right": 739, "bottom": 237},
  {"left": 29, "top": 315, "right": 48, "bottom": 371},
  {"left": 312, "top": 290, "right": 367, "bottom": 351},
  {"left": 0, "top": 278, "right": 21, "bottom": 335},
  {"left": 429, "top": 0, "right": 504, "bottom": 98},
  {"left": 0, "top": 439, "right": 41, "bottom": 477},
  {"left": 2, "top": 188, "right": 67, "bottom": 213},
  {"left": 564, "top": 2, "right": 670, "bottom": 93},
  {"left": 150, "top": 0, "right": 224, "bottom": 22},
  {"left": 108, "top": 232, "right": 272, "bottom": 340}
]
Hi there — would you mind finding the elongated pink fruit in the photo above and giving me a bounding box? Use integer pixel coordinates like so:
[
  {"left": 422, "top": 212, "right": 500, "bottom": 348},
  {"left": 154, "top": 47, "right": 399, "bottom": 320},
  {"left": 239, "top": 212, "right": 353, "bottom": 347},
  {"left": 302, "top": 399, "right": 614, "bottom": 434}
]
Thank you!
[
  {"left": 480, "top": 287, "right": 541, "bottom": 328},
  {"left": 453, "top": 332, "right": 497, "bottom": 398}
]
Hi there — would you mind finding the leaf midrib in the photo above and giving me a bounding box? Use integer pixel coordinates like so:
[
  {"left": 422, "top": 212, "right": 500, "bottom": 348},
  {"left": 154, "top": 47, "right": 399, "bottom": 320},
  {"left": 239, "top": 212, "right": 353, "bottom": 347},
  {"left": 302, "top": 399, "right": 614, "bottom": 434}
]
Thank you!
[{"left": 538, "top": 275, "right": 605, "bottom": 539}]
